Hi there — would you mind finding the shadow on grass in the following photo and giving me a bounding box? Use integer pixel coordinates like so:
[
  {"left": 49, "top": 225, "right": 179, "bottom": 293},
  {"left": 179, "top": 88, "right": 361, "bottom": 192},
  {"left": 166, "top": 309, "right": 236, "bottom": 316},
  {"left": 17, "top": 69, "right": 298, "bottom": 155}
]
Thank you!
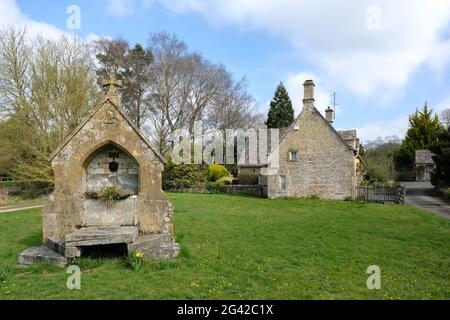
[{"left": 19, "top": 232, "right": 42, "bottom": 247}]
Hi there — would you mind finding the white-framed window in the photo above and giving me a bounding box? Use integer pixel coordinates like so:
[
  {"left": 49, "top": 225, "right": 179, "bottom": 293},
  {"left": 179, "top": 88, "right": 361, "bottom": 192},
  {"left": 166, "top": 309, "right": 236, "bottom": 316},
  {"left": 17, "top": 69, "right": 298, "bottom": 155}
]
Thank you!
[
  {"left": 289, "top": 151, "right": 298, "bottom": 161},
  {"left": 279, "top": 175, "right": 286, "bottom": 190}
]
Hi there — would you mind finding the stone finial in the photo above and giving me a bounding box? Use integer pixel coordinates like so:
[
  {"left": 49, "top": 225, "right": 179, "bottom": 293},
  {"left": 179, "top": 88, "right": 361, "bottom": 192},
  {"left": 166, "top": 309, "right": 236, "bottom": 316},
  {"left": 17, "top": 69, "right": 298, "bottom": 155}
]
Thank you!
[
  {"left": 101, "top": 73, "right": 122, "bottom": 98},
  {"left": 303, "top": 80, "right": 315, "bottom": 111}
]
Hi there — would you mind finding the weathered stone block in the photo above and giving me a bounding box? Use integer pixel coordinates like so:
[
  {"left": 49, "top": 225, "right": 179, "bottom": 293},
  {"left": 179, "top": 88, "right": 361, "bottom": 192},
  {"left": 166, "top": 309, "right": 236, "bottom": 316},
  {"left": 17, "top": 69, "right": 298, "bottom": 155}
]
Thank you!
[
  {"left": 17, "top": 246, "right": 66, "bottom": 267},
  {"left": 65, "top": 226, "right": 138, "bottom": 247},
  {"left": 81, "top": 196, "right": 137, "bottom": 227},
  {"left": 131, "top": 234, "right": 180, "bottom": 260},
  {"left": 65, "top": 246, "right": 81, "bottom": 259}
]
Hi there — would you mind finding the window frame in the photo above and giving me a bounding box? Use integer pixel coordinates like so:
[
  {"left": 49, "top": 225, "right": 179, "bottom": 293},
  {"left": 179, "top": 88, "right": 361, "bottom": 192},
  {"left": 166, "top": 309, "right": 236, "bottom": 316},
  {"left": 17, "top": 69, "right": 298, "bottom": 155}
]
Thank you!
[
  {"left": 279, "top": 175, "right": 287, "bottom": 190},
  {"left": 289, "top": 150, "right": 298, "bottom": 162}
]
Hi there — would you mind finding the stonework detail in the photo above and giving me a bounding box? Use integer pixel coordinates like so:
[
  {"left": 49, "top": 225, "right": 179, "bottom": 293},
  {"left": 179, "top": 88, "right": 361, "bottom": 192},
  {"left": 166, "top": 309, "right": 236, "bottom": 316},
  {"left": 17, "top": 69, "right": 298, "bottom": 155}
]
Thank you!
[{"left": 85, "top": 145, "right": 139, "bottom": 194}]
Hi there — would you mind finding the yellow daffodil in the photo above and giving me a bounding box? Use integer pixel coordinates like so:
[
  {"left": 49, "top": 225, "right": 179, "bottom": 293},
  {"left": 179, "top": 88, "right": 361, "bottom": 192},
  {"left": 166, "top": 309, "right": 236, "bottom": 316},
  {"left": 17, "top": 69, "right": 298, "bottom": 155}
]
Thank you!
[{"left": 135, "top": 252, "right": 144, "bottom": 258}]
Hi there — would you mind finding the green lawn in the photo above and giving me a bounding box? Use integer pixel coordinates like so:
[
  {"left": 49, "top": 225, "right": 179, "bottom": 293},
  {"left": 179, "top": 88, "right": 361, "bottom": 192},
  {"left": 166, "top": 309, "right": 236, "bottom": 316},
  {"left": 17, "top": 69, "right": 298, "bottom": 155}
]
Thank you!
[{"left": 0, "top": 193, "right": 449, "bottom": 299}]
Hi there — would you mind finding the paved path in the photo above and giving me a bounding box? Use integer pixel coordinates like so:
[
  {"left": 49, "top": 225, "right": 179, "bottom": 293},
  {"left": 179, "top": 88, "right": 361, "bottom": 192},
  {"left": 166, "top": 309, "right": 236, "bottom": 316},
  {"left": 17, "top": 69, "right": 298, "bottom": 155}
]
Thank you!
[
  {"left": 0, "top": 204, "right": 43, "bottom": 214},
  {"left": 401, "top": 182, "right": 450, "bottom": 218}
]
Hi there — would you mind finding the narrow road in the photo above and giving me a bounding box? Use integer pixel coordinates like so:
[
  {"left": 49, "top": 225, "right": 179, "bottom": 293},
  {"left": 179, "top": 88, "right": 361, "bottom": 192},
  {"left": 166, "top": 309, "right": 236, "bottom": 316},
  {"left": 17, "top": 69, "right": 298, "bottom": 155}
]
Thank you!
[{"left": 401, "top": 182, "right": 450, "bottom": 218}]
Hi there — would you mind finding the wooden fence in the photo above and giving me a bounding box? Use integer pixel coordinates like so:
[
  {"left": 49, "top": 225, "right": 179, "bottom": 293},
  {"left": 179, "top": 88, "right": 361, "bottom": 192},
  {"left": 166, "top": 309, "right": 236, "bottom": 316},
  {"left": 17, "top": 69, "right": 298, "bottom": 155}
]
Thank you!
[{"left": 355, "top": 185, "right": 406, "bottom": 204}]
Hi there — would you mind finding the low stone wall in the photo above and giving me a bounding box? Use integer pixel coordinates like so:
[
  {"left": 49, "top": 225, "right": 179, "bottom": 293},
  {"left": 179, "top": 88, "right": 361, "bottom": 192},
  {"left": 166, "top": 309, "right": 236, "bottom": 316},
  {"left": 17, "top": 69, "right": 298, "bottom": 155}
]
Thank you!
[
  {"left": 220, "top": 185, "right": 263, "bottom": 197},
  {"left": 165, "top": 185, "right": 263, "bottom": 197}
]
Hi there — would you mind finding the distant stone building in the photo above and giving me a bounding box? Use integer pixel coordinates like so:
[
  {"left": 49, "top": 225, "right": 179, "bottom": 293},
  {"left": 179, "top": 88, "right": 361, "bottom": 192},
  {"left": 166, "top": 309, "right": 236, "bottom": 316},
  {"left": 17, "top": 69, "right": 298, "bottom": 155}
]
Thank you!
[
  {"left": 239, "top": 80, "right": 364, "bottom": 199},
  {"left": 415, "top": 150, "right": 435, "bottom": 182}
]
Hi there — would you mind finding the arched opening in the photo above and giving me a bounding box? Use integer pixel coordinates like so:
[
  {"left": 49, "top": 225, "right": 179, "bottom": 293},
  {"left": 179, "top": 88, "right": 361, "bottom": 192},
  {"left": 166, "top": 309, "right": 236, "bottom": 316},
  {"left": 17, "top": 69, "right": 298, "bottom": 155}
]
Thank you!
[
  {"left": 80, "top": 142, "right": 140, "bottom": 228},
  {"left": 83, "top": 142, "right": 139, "bottom": 195}
]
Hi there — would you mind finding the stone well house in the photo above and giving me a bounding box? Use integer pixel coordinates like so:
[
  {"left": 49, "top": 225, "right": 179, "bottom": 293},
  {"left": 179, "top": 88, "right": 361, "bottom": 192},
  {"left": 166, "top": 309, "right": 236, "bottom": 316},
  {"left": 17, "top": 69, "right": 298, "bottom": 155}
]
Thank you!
[
  {"left": 240, "top": 80, "right": 364, "bottom": 200},
  {"left": 18, "top": 77, "right": 178, "bottom": 266},
  {"left": 415, "top": 150, "right": 435, "bottom": 182}
]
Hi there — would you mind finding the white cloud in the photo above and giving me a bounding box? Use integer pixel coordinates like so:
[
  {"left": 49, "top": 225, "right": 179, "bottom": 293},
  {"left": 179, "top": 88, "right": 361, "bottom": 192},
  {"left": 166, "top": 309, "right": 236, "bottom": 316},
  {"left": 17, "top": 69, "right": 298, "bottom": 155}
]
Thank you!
[
  {"left": 104, "top": 0, "right": 154, "bottom": 17},
  {"left": 105, "top": 0, "right": 135, "bottom": 17},
  {"left": 0, "top": 0, "right": 106, "bottom": 44},
  {"left": 357, "top": 116, "right": 409, "bottom": 143},
  {"left": 158, "top": 0, "right": 450, "bottom": 98},
  {"left": 0, "top": 0, "right": 65, "bottom": 39}
]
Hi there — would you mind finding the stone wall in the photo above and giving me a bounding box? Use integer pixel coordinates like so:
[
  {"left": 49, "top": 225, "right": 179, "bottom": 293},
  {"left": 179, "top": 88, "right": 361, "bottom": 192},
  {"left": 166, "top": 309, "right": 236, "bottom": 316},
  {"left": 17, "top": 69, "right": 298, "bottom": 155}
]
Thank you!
[
  {"left": 221, "top": 185, "right": 263, "bottom": 197},
  {"left": 85, "top": 146, "right": 139, "bottom": 194}
]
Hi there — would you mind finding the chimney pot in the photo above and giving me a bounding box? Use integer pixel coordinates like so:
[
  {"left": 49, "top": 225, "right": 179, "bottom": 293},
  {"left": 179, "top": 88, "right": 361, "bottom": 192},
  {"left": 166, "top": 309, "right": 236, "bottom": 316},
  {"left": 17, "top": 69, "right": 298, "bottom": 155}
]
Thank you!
[{"left": 325, "top": 106, "right": 334, "bottom": 124}]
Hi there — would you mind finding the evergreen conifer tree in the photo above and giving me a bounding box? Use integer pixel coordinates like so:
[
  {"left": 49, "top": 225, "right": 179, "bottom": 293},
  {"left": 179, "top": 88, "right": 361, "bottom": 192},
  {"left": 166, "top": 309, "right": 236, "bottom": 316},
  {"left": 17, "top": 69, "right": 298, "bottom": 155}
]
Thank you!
[{"left": 266, "top": 82, "right": 294, "bottom": 129}]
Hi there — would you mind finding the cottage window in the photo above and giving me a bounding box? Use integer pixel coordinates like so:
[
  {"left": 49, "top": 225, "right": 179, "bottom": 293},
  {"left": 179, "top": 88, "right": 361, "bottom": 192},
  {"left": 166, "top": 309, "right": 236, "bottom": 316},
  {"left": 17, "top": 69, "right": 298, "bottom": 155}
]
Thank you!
[
  {"left": 289, "top": 151, "right": 298, "bottom": 161},
  {"left": 279, "top": 175, "right": 286, "bottom": 190}
]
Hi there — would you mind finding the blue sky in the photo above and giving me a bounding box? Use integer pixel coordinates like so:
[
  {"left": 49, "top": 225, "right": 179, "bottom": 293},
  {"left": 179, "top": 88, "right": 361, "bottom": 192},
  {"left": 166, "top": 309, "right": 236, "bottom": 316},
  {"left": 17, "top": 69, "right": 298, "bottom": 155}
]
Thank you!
[{"left": 4, "top": 0, "right": 450, "bottom": 142}]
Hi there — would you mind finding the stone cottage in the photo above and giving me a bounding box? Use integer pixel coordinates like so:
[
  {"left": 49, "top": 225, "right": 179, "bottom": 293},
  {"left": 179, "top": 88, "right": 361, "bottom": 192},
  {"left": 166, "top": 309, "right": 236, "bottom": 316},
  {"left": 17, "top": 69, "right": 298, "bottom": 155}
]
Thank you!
[
  {"left": 241, "top": 80, "right": 363, "bottom": 199},
  {"left": 18, "top": 76, "right": 179, "bottom": 266}
]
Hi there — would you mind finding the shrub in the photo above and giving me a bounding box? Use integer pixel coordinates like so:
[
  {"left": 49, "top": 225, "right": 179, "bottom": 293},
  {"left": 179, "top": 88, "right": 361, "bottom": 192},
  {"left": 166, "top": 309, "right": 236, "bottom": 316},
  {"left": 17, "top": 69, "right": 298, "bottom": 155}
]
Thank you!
[
  {"left": 225, "top": 164, "right": 239, "bottom": 178},
  {"left": 217, "top": 176, "right": 235, "bottom": 186},
  {"left": 207, "top": 182, "right": 227, "bottom": 194},
  {"left": 163, "top": 161, "right": 208, "bottom": 191},
  {"left": 443, "top": 188, "right": 450, "bottom": 201},
  {"left": 207, "top": 164, "right": 229, "bottom": 182},
  {"left": 237, "top": 173, "right": 259, "bottom": 185}
]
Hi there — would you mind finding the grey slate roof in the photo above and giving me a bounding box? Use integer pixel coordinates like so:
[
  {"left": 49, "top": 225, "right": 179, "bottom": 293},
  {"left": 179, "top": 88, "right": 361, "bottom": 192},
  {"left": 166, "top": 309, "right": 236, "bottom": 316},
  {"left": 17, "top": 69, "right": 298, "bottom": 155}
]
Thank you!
[{"left": 415, "top": 150, "right": 435, "bottom": 165}]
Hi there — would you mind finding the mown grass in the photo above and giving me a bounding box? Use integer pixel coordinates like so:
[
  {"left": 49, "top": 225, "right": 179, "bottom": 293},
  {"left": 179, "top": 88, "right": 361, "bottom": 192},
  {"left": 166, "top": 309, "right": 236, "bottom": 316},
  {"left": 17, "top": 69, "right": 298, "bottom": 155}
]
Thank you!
[{"left": 0, "top": 193, "right": 449, "bottom": 299}]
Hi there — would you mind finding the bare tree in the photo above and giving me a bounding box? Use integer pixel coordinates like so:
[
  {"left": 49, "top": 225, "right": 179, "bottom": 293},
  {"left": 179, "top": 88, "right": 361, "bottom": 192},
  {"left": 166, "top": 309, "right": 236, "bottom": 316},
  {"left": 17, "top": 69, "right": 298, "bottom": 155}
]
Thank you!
[
  {"left": 441, "top": 108, "right": 450, "bottom": 129},
  {"left": 0, "top": 27, "right": 31, "bottom": 117},
  {"left": 144, "top": 94, "right": 173, "bottom": 155},
  {"left": 147, "top": 32, "right": 191, "bottom": 136},
  {"left": 146, "top": 32, "right": 263, "bottom": 155},
  {"left": 185, "top": 54, "right": 228, "bottom": 133},
  {"left": 206, "top": 77, "right": 264, "bottom": 130}
]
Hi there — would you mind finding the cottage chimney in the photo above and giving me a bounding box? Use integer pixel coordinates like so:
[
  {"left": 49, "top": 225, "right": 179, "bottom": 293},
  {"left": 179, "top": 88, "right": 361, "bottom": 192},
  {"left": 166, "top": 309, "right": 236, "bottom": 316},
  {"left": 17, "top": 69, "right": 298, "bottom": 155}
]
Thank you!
[
  {"left": 325, "top": 106, "right": 334, "bottom": 124},
  {"left": 303, "top": 80, "right": 315, "bottom": 111}
]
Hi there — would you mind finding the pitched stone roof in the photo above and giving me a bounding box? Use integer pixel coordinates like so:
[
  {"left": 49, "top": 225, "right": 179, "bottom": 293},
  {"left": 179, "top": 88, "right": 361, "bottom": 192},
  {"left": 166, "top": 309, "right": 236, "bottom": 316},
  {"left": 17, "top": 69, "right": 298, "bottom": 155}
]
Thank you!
[
  {"left": 415, "top": 150, "right": 435, "bottom": 165},
  {"left": 49, "top": 93, "right": 165, "bottom": 164},
  {"left": 239, "top": 109, "right": 360, "bottom": 168}
]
